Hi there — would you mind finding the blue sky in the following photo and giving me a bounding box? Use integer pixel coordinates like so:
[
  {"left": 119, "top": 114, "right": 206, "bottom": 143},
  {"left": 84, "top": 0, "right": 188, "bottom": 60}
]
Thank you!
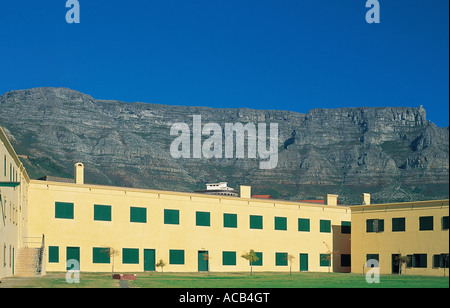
[{"left": 0, "top": 0, "right": 448, "bottom": 127}]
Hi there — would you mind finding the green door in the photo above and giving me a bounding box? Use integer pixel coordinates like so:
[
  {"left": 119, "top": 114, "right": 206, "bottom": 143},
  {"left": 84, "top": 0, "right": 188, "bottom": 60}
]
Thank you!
[
  {"left": 66, "top": 247, "right": 80, "bottom": 270},
  {"left": 300, "top": 253, "right": 308, "bottom": 271},
  {"left": 198, "top": 250, "right": 209, "bottom": 272},
  {"left": 144, "top": 249, "right": 156, "bottom": 271}
]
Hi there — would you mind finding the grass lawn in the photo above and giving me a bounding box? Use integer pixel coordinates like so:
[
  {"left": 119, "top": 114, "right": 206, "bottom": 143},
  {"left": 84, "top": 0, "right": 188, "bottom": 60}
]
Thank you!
[{"left": 1, "top": 271, "right": 448, "bottom": 288}]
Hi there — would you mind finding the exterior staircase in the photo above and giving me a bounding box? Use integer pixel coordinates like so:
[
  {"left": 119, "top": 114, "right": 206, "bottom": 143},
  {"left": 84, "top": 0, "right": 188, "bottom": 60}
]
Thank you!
[
  {"left": 15, "top": 248, "right": 44, "bottom": 277},
  {"left": 15, "top": 235, "right": 46, "bottom": 277}
]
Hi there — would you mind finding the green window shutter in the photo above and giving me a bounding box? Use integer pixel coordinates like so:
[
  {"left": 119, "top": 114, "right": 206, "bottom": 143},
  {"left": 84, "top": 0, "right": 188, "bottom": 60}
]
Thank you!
[
  {"left": 274, "top": 217, "right": 287, "bottom": 231},
  {"left": 169, "top": 250, "right": 185, "bottom": 265},
  {"left": 222, "top": 251, "right": 236, "bottom": 266},
  {"left": 442, "top": 216, "right": 449, "bottom": 230},
  {"left": 164, "top": 209, "right": 180, "bottom": 225},
  {"left": 196, "top": 211, "right": 210, "bottom": 227},
  {"left": 320, "top": 220, "right": 331, "bottom": 233},
  {"left": 130, "top": 206, "right": 147, "bottom": 223},
  {"left": 94, "top": 204, "right": 112, "bottom": 221},
  {"left": 366, "top": 219, "right": 374, "bottom": 232},
  {"left": 378, "top": 219, "right": 384, "bottom": 232},
  {"left": 55, "top": 202, "right": 74, "bottom": 219},
  {"left": 406, "top": 255, "right": 413, "bottom": 268},
  {"left": 442, "top": 254, "right": 450, "bottom": 268},
  {"left": 433, "top": 254, "right": 441, "bottom": 268},
  {"left": 252, "top": 252, "right": 263, "bottom": 266},
  {"left": 275, "top": 252, "right": 288, "bottom": 266},
  {"left": 298, "top": 218, "right": 310, "bottom": 232},
  {"left": 341, "top": 221, "right": 351, "bottom": 234},
  {"left": 250, "top": 215, "right": 263, "bottom": 229},
  {"left": 419, "top": 216, "right": 434, "bottom": 231},
  {"left": 320, "top": 254, "right": 331, "bottom": 267},
  {"left": 223, "top": 213, "right": 237, "bottom": 228},
  {"left": 93, "top": 247, "right": 110, "bottom": 264},
  {"left": 413, "top": 254, "right": 427, "bottom": 268},
  {"left": 392, "top": 218, "right": 405, "bottom": 232},
  {"left": 122, "top": 248, "right": 139, "bottom": 264},
  {"left": 48, "top": 246, "right": 59, "bottom": 263},
  {"left": 366, "top": 254, "right": 379, "bottom": 267}
]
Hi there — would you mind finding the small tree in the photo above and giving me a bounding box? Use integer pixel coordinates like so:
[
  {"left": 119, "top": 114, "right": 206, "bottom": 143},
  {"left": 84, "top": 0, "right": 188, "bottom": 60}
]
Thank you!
[
  {"left": 322, "top": 242, "right": 332, "bottom": 273},
  {"left": 395, "top": 255, "right": 411, "bottom": 275},
  {"left": 102, "top": 247, "right": 119, "bottom": 277},
  {"left": 155, "top": 259, "right": 166, "bottom": 276},
  {"left": 241, "top": 249, "right": 259, "bottom": 276},
  {"left": 202, "top": 252, "right": 211, "bottom": 275},
  {"left": 287, "top": 254, "right": 295, "bottom": 275}
]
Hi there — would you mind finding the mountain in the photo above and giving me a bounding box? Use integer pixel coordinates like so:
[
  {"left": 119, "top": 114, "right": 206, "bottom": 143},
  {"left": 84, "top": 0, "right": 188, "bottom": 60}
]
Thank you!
[{"left": 1, "top": 87, "right": 448, "bottom": 204}]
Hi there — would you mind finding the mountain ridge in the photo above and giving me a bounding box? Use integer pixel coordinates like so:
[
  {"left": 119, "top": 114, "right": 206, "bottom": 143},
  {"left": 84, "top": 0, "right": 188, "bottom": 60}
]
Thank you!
[{"left": 1, "top": 87, "right": 448, "bottom": 204}]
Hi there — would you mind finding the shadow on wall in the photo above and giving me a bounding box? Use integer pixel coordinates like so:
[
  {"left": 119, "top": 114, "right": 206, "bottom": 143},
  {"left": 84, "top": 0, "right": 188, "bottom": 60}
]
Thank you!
[{"left": 332, "top": 225, "right": 351, "bottom": 273}]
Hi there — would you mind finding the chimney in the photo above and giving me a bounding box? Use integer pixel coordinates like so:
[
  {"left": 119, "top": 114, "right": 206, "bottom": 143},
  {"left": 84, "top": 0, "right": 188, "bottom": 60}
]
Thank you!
[
  {"left": 361, "top": 193, "right": 371, "bottom": 205},
  {"left": 239, "top": 185, "right": 251, "bottom": 199},
  {"left": 324, "top": 194, "right": 338, "bottom": 206},
  {"left": 74, "top": 163, "right": 84, "bottom": 184}
]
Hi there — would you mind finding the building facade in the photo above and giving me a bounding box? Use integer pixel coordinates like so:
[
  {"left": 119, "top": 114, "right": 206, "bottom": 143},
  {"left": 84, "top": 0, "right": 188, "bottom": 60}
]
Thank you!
[
  {"left": 27, "top": 176, "right": 351, "bottom": 274},
  {"left": 0, "top": 127, "right": 30, "bottom": 279},
  {"left": 351, "top": 200, "right": 449, "bottom": 276}
]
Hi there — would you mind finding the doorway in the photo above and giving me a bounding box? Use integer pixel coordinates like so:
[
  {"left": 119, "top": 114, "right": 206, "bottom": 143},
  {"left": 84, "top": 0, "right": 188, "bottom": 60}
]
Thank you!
[
  {"left": 392, "top": 254, "right": 400, "bottom": 274},
  {"left": 300, "top": 253, "right": 309, "bottom": 271},
  {"left": 144, "top": 249, "right": 156, "bottom": 271},
  {"left": 198, "top": 250, "right": 209, "bottom": 272}
]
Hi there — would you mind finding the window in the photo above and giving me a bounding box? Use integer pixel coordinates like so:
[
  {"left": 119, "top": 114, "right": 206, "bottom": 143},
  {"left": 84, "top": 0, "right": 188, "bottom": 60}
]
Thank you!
[
  {"left": 392, "top": 217, "right": 405, "bottom": 232},
  {"left": 412, "top": 254, "right": 427, "bottom": 268},
  {"left": 341, "top": 221, "right": 351, "bottom": 234},
  {"left": 130, "top": 206, "right": 147, "bottom": 223},
  {"left": 122, "top": 248, "right": 139, "bottom": 264},
  {"left": 93, "top": 248, "right": 110, "bottom": 264},
  {"left": 223, "top": 213, "right": 237, "bottom": 228},
  {"left": 274, "top": 217, "right": 287, "bottom": 231},
  {"left": 341, "top": 254, "right": 351, "bottom": 267},
  {"left": 366, "top": 219, "right": 384, "bottom": 233},
  {"left": 320, "top": 254, "right": 331, "bottom": 267},
  {"left": 320, "top": 220, "right": 331, "bottom": 233},
  {"left": 222, "top": 251, "right": 236, "bottom": 266},
  {"left": 55, "top": 202, "right": 74, "bottom": 219},
  {"left": 250, "top": 215, "right": 263, "bottom": 230},
  {"left": 419, "top": 216, "right": 433, "bottom": 231},
  {"left": 48, "top": 246, "right": 59, "bottom": 263},
  {"left": 406, "top": 255, "right": 413, "bottom": 268},
  {"left": 169, "top": 250, "right": 185, "bottom": 265},
  {"left": 433, "top": 254, "right": 449, "bottom": 269},
  {"left": 298, "top": 218, "right": 310, "bottom": 232},
  {"left": 252, "top": 252, "right": 263, "bottom": 266},
  {"left": 442, "top": 216, "right": 449, "bottom": 230},
  {"left": 275, "top": 252, "right": 288, "bottom": 266},
  {"left": 94, "top": 204, "right": 111, "bottom": 221},
  {"left": 366, "top": 254, "right": 379, "bottom": 267},
  {"left": 196, "top": 211, "right": 210, "bottom": 227},
  {"left": 164, "top": 209, "right": 179, "bottom": 225}
]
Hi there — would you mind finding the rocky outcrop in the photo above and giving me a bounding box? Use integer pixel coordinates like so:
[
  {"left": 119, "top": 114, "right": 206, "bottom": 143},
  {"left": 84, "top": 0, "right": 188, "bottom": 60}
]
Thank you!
[{"left": 0, "top": 87, "right": 448, "bottom": 204}]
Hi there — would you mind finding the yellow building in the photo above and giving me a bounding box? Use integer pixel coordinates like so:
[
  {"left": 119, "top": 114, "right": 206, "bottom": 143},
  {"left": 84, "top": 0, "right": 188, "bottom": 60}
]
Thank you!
[
  {"left": 351, "top": 198, "right": 449, "bottom": 276},
  {"left": 0, "top": 127, "right": 30, "bottom": 279},
  {"left": 27, "top": 172, "right": 351, "bottom": 274}
]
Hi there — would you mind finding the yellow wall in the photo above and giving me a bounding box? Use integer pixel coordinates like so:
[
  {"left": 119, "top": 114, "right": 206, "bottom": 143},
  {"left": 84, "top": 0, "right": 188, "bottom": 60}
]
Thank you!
[
  {"left": 351, "top": 200, "right": 449, "bottom": 276},
  {"left": 28, "top": 180, "right": 351, "bottom": 274},
  {"left": 0, "top": 127, "right": 29, "bottom": 279}
]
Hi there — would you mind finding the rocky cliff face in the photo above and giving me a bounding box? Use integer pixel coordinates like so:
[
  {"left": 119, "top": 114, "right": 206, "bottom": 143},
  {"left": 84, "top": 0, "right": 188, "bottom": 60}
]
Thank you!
[{"left": 1, "top": 87, "right": 448, "bottom": 204}]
